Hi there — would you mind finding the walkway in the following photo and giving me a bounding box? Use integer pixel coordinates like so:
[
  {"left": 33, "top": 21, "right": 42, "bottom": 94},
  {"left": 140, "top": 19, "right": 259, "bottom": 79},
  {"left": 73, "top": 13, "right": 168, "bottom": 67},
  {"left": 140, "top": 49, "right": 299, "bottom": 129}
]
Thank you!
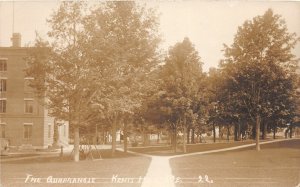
[{"left": 141, "top": 156, "right": 175, "bottom": 187}]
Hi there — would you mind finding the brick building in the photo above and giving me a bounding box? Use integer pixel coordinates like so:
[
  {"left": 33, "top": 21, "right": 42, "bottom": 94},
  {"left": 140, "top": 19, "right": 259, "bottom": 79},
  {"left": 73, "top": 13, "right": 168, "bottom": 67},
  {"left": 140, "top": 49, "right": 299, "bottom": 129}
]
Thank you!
[{"left": 0, "top": 33, "right": 68, "bottom": 149}]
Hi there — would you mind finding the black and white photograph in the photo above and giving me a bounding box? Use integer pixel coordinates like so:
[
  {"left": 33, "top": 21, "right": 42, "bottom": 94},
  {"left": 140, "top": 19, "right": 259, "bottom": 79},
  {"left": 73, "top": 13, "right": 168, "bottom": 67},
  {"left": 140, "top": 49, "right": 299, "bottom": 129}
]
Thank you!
[{"left": 0, "top": 0, "right": 300, "bottom": 187}]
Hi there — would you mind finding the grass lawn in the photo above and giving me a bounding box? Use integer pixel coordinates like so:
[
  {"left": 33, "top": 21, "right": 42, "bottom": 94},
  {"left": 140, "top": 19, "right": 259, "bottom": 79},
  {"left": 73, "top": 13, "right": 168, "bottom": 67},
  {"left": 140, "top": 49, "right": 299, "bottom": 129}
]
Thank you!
[
  {"left": 170, "top": 139, "right": 300, "bottom": 187},
  {"left": 1, "top": 150, "right": 151, "bottom": 187},
  {"left": 1, "top": 154, "right": 40, "bottom": 160},
  {"left": 129, "top": 139, "right": 259, "bottom": 156},
  {"left": 129, "top": 145, "right": 174, "bottom": 156}
]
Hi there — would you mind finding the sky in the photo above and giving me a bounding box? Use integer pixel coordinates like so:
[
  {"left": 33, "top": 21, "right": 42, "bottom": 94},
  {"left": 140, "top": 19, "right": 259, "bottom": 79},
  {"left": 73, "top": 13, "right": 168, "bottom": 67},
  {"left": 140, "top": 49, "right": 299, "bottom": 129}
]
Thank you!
[{"left": 0, "top": 0, "right": 300, "bottom": 72}]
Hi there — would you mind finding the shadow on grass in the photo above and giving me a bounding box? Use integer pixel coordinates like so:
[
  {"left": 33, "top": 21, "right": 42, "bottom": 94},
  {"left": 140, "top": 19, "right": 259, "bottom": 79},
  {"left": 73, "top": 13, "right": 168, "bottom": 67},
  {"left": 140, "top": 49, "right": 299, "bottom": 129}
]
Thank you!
[
  {"left": 201, "top": 138, "right": 300, "bottom": 156},
  {"left": 1, "top": 153, "right": 39, "bottom": 159},
  {"left": 129, "top": 145, "right": 179, "bottom": 156},
  {"left": 2, "top": 150, "right": 141, "bottom": 164},
  {"left": 128, "top": 140, "right": 257, "bottom": 156},
  {"left": 260, "top": 139, "right": 300, "bottom": 149},
  {"left": 128, "top": 139, "right": 299, "bottom": 156}
]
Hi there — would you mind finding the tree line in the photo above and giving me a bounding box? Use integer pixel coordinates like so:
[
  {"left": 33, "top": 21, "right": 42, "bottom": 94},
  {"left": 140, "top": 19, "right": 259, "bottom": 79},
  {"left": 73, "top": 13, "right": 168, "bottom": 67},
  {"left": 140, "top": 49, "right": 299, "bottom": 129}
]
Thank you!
[{"left": 25, "top": 2, "right": 300, "bottom": 161}]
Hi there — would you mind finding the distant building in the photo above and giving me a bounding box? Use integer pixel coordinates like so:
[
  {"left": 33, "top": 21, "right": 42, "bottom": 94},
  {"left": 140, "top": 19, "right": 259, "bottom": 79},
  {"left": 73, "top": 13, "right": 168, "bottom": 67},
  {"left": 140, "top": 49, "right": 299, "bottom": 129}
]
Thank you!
[{"left": 0, "top": 33, "right": 68, "bottom": 149}]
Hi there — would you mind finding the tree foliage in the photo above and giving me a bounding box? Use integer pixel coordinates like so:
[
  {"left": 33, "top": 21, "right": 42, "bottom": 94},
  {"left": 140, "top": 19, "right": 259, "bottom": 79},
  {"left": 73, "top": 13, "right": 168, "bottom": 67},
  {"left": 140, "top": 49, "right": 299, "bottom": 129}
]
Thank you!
[
  {"left": 26, "top": 1, "right": 162, "bottom": 158},
  {"left": 145, "top": 38, "right": 205, "bottom": 152},
  {"left": 84, "top": 2, "right": 161, "bottom": 155},
  {"left": 25, "top": 4, "right": 300, "bottom": 159},
  {"left": 220, "top": 9, "right": 299, "bottom": 150}
]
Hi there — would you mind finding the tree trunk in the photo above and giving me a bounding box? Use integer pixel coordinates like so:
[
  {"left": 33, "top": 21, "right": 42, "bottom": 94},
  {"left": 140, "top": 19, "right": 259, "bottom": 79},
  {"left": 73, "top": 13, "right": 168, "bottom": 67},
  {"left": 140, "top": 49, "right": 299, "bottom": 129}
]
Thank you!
[
  {"left": 227, "top": 125, "right": 230, "bottom": 142},
  {"left": 199, "top": 133, "right": 202, "bottom": 143},
  {"left": 219, "top": 125, "right": 222, "bottom": 141},
  {"left": 142, "top": 127, "right": 149, "bottom": 146},
  {"left": 256, "top": 115, "right": 261, "bottom": 151},
  {"left": 143, "top": 128, "right": 146, "bottom": 146},
  {"left": 171, "top": 131, "right": 174, "bottom": 149},
  {"left": 234, "top": 123, "right": 238, "bottom": 141},
  {"left": 187, "top": 127, "right": 190, "bottom": 144},
  {"left": 143, "top": 130, "right": 149, "bottom": 146},
  {"left": 123, "top": 122, "right": 128, "bottom": 153},
  {"left": 111, "top": 118, "right": 117, "bottom": 157},
  {"left": 105, "top": 131, "right": 108, "bottom": 144},
  {"left": 74, "top": 125, "right": 80, "bottom": 162},
  {"left": 289, "top": 125, "right": 293, "bottom": 138},
  {"left": 191, "top": 128, "right": 195, "bottom": 144},
  {"left": 252, "top": 126, "right": 256, "bottom": 140},
  {"left": 238, "top": 122, "right": 241, "bottom": 141},
  {"left": 261, "top": 123, "right": 264, "bottom": 140},
  {"left": 183, "top": 116, "right": 187, "bottom": 153},
  {"left": 183, "top": 126, "right": 187, "bottom": 153},
  {"left": 273, "top": 123, "right": 276, "bottom": 139},
  {"left": 157, "top": 132, "right": 160, "bottom": 144},
  {"left": 213, "top": 122, "right": 216, "bottom": 143},
  {"left": 173, "top": 128, "right": 177, "bottom": 153},
  {"left": 95, "top": 124, "right": 97, "bottom": 145},
  {"left": 262, "top": 122, "right": 267, "bottom": 140}
]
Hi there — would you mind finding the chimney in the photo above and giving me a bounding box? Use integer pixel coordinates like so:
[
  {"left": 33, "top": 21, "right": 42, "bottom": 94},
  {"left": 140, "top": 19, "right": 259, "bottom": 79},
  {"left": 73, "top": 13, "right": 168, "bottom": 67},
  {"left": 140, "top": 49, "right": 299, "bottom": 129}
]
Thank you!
[{"left": 11, "top": 33, "right": 21, "bottom": 47}]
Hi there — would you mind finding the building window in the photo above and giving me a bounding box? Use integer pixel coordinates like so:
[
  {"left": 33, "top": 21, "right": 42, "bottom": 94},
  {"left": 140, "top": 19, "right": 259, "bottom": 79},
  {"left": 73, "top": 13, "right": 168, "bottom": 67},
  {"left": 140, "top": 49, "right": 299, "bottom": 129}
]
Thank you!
[
  {"left": 0, "top": 100, "right": 6, "bottom": 113},
  {"left": 0, "top": 124, "right": 5, "bottom": 138},
  {"left": 48, "top": 125, "right": 51, "bottom": 138},
  {"left": 0, "top": 79, "right": 7, "bottom": 92},
  {"left": 24, "top": 124, "right": 32, "bottom": 139},
  {"left": 0, "top": 59, "right": 7, "bottom": 71},
  {"left": 24, "top": 99, "right": 34, "bottom": 113},
  {"left": 24, "top": 78, "right": 34, "bottom": 91}
]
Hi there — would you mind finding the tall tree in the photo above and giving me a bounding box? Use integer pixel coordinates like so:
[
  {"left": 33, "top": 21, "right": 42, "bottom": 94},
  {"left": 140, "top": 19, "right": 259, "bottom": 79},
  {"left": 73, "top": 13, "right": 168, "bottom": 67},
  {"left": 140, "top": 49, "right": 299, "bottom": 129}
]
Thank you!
[
  {"left": 26, "top": 1, "right": 161, "bottom": 159},
  {"left": 152, "top": 38, "right": 205, "bottom": 153},
  {"left": 85, "top": 1, "right": 161, "bottom": 156},
  {"left": 26, "top": 2, "right": 95, "bottom": 162},
  {"left": 221, "top": 9, "right": 299, "bottom": 150},
  {"left": 206, "top": 68, "right": 222, "bottom": 143}
]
